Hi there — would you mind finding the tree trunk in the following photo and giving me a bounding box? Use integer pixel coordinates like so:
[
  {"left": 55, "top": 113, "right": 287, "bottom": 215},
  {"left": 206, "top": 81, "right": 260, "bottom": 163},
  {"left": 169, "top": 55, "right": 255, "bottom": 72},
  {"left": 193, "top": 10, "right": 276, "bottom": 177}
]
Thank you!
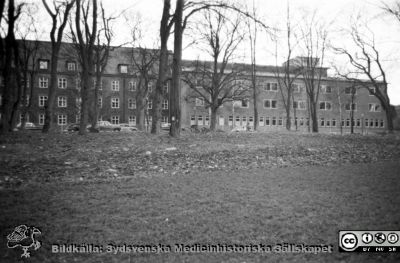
[
  {"left": 169, "top": 0, "right": 184, "bottom": 137},
  {"left": 210, "top": 107, "right": 217, "bottom": 131},
  {"left": 79, "top": 71, "right": 90, "bottom": 135},
  {"left": 43, "top": 47, "right": 60, "bottom": 133},
  {"left": 310, "top": 101, "right": 318, "bottom": 133}
]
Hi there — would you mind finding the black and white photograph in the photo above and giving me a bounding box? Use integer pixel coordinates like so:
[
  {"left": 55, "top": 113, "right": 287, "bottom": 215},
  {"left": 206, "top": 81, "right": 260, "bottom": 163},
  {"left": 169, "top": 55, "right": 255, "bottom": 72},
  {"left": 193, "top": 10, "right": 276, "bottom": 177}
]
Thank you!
[{"left": 1, "top": 0, "right": 400, "bottom": 262}]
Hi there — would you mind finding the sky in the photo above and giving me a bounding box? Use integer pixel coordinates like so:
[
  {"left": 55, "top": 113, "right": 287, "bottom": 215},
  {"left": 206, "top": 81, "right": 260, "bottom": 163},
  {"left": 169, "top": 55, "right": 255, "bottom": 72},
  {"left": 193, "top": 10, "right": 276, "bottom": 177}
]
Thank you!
[{"left": 21, "top": 0, "right": 400, "bottom": 105}]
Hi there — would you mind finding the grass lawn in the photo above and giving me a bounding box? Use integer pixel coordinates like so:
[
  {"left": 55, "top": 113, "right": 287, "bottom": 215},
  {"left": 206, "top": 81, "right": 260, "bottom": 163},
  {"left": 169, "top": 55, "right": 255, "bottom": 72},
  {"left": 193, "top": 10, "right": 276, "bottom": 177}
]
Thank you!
[{"left": 1, "top": 131, "right": 400, "bottom": 262}]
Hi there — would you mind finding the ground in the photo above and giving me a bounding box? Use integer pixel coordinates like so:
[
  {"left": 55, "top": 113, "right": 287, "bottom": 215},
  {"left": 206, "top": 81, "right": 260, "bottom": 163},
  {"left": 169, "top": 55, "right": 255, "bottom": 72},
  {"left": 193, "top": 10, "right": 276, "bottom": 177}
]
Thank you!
[{"left": 0, "top": 130, "right": 400, "bottom": 262}]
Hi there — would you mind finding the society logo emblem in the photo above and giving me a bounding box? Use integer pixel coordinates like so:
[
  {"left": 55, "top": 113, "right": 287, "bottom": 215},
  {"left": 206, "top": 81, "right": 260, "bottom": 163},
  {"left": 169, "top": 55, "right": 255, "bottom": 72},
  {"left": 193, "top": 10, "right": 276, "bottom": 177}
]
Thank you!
[
  {"left": 341, "top": 233, "right": 358, "bottom": 251},
  {"left": 6, "top": 225, "right": 41, "bottom": 258}
]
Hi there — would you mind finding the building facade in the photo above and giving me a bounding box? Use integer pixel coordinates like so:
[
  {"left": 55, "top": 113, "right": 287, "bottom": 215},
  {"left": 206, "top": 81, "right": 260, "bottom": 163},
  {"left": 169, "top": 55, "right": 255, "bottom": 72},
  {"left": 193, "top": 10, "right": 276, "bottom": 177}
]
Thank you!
[{"left": 0, "top": 41, "right": 388, "bottom": 133}]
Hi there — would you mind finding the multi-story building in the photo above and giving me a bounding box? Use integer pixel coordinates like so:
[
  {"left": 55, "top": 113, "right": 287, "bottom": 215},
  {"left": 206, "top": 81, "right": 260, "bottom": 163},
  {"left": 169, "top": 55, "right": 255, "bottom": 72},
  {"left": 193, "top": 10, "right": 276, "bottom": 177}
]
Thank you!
[{"left": 0, "top": 41, "right": 388, "bottom": 133}]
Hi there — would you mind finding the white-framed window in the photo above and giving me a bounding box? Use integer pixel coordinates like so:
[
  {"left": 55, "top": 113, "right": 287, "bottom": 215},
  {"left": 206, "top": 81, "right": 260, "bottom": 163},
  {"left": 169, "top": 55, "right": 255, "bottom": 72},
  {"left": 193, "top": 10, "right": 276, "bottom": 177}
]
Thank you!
[
  {"left": 98, "top": 97, "right": 102, "bottom": 108},
  {"left": 205, "top": 115, "right": 210, "bottom": 126},
  {"left": 93, "top": 79, "right": 103, "bottom": 90},
  {"left": 264, "top": 82, "right": 278, "bottom": 91},
  {"left": 147, "top": 100, "right": 152, "bottom": 109},
  {"left": 235, "top": 116, "right": 240, "bottom": 126},
  {"left": 129, "top": 81, "right": 136, "bottom": 91},
  {"left": 57, "top": 114, "right": 67, "bottom": 125},
  {"left": 345, "top": 103, "right": 357, "bottom": 111},
  {"left": 162, "top": 99, "right": 168, "bottom": 109},
  {"left": 19, "top": 113, "right": 29, "bottom": 123},
  {"left": 242, "top": 116, "right": 247, "bottom": 125},
  {"left": 278, "top": 117, "right": 283, "bottom": 126},
  {"left": 228, "top": 116, "right": 233, "bottom": 126},
  {"left": 219, "top": 116, "right": 224, "bottom": 126},
  {"left": 321, "top": 85, "right": 332, "bottom": 94},
  {"left": 319, "top": 101, "right": 332, "bottom": 110},
  {"left": 76, "top": 97, "right": 82, "bottom": 106},
  {"left": 119, "top": 64, "right": 128, "bottom": 74},
  {"left": 292, "top": 84, "right": 301, "bottom": 93},
  {"left": 272, "top": 117, "right": 277, "bottom": 126},
  {"left": 128, "top": 98, "right": 136, "bottom": 109},
  {"left": 375, "top": 119, "right": 379, "bottom": 128},
  {"left": 326, "top": 119, "right": 331, "bottom": 127},
  {"left": 148, "top": 82, "right": 153, "bottom": 92},
  {"left": 264, "top": 99, "right": 277, "bottom": 109},
  {"left": 57, "top": 96, "right": 67, "bottom": 107},
  {"left": 356, "top": 119, "right": 361, "bottom": 127},
  {"left": 346, "top": 118, "right": 350, "bottom": 127},
  {"left": 369, "top": 103, "right": 381, "bottom": 112},
  {"left": 39, "top": 77, "right": 48, "bottom": 88},
  {"left": 265, "top": 117, "right": 270, "bottom": 126},
  {"left": 332, "top": 119, "right": 336, "bottom": 127},
  {"left": 249, "top": 116, "right": 254, "bottom": 125},
  {"left": 369, "top": 87, "right": 376, "bottom": 96},
  {"left": 163, "top": 83, "right": 169, "bottom": 93},
  {"left": 380, "top": 120, "right": 384, "bottom": 128},
  {"left": 67, "top": 62, "right": 76, "bottom": 71},
  {"left": 241, "top": 99, "right": 249, "bottom": 108},
  {"left": 129, "top": 116, "right": 136, "bottom": 126},
  {"left": 111, "top": 115, "right": 120, "bottom": 124},
  {"left": 76, "top": 78, "right": 81, "bottom": 90},
  {"left": 345, "top": 86, "right": 357, "bottom": 95},
  {"left": 38, "top": 95, "right": 48, "bottom": 107},
  {"left": 320, "top": 118, "right": 325, "bottom": 127},
  {"left": 111, "top": 80, "right": 120, "bottom": 91},
  {"left": 259, "top": 116, "right": 264, "bottom": 126},
  {"left": 39, "top": 114, "right": 45, "bottom": 125},
  {"left": 195, "top": 97, "right": 204, "bottom": 106},
  {"left": 190, "top": 116, "right": 196, "bottom": 125},
  {"left": 197, "top": 115, "right": 203, "bottom": 125},
  {"left": 38, "top": 59, "right": 49, "bottom": 70},
  {"left": 369, "top": 119, "right": 374, "bottom": 127},
  {"left": 111, "top": 97, "right": 119, "bottom": 108},
  {"left": 58, "top": 78, "right": 67, "bottom": 89},
  {"left": 365, "top": 118, "right": 369, "bottom": 127},
  {"left": 293, "top": 100, "right": 306, "bottom": 110}
]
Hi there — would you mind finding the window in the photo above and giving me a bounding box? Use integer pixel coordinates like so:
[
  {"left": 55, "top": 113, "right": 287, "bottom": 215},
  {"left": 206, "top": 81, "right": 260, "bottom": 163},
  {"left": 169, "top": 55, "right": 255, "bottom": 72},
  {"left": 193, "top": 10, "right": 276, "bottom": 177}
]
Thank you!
[
  {"left": 39, "top": 77, "right": 48, "bottom": 88},
  {"left": 235, "top": 116, "right": 240, "bottom": 126},
  {"left": 278, "top": 117, "right": 283, "bottom": 126},
  {"left": 39, "top": 59, "right": 49, "bottom": 70},
  {"left": 259, "top": 116, "right": 264, "bottom": 126},
  {"left": 242, "top": 116, "right": 247, "bottom": 125},
  {"left": 129, "top": 81, "right": 136, "bottom": 91},
  {"left": 293, "top": 100, "right": 306, "bottom": 110},
  {"left": 365, "top": 119, "right": 369, "bottom": 127},
  {"left": 219, "top": 116, "right": 224, "bottom": 126},
  {"left": 58, "top": 78, "right": 67, "bottom": 89},
  {"left": 57, "top": 114, "right": 67, "bottom": 125},
  {"left": 76, "top": 97, "right": 82, "bottom": 106},
  {"left": 205, "top": 115, "right": 210, "bottom": 126},
  {"left": 319, "top": 101, "right": 332, "bottom": 110},
  {"left": 128, "top": 98, "right": 136, "bottom": 109},
  {"left": 111, "top": 80, "right": 120, "bottom": 91},
  {"left": 58, "top": 96, "right": 67, "bottom": 107},
  {"left": 129, "top": 116, "right": 136, "bottom": 125},
  {"left": 272, "top": 117, "right": 277, "bottom": 126},
  {"left": 111, "top": 116, "right": 119, "bottom": 124},
  {"left": 345, "top": 103, "right": 357, "bottom": 111},
  {"left": 241, "top": 99, "right": 249, "bottom": 108},
  {"left": 321, "top": 85, "right": 332, "bottom": 94},
  {"left": 148, "top": 82, "right": 153, "bottom": 92},
  {"left": 162, "top": 116, "right": 168, "bottom": 124},
  {"left": 98, "top": 97, "right": 102, "bottom": 108},
  {"left": 93, "top": 79, "right": 102, "bottom": 90},
  {"left": 369, "top": 87, "right": 376, "bottom": 96},
  {"left": 356, "top": 119, "right": 361, "bottom": 127},
  {"left": 346, "top": 119, "right": 350, "bottom": 127},
  {"left": 369, "top": 103, "right": 381, "bottom": 112},
  {"left": 163, "top": 83, "right": 169, "bottom": 93},
  {"left": 264, "top": 99, "right": 277, "bottom": 109},
  {"left": 332, "top": 119, "right": 336, "bottom": 127},
  {"left": 67, "top": 62, "right": 76, "bottom": 71},
  {"left": 198, "top": 115, "right": 203, "bottom": 125},
  {"left": 292, "top": 84, "right": 301, "bottom": 93},
  {"left": 228, "top": 116, "right": 233, "bottom": 126},
  {"left": 375, "top": 119, "right": 379, "bottom": 128},
  {"left": 264, "top": 82, "right": 278, "bottom": 91},
  {"left": 162, "top": 99, "right": 168, "bottom": 109},
  {"left": 76, "top": 78, "right": 81, "bottom": 90},
  {"left": 265, "top": 117, "right": 270, "bottom": 126},
  {"left": 341, "top": 119, "right": 345, "bottom": 127},
  {"left": 147, "top": 100, "right": 152, "bottom": 109},
  {"left": 345, "top": 87, "right": 357, "bottom": 95},
  {"left": 320, "top": 118, "right": 325, "bottom": 127},
  {"left": 39, "top": 96, "right": 48, "bottom": 107},
  {"left": 119, "top": 64, "right": 128, "bottom": 74},
  {"left": 370, "top": 119, "right": 374, "bottom": 127},
  {"left": 249, "top": 116, "right": 254, "bottom": 124},
  {"left": 39, "top": 114, "right": 45, "bottom": 125},
  {"left": 195, "top": 97, "right": 204, "bottom": 106},
  {"left": 19, "top": 114, "right": 29, "bottom": 123},
  {"left": 300, "top": 118, "right": 304, "bottom": 126},
  {"left": 190, "top": 116, "right": 196, "bottom": 125},
  {"left": 326, "top": 119, "right": 331, "bottom": 127},
  {"left": 380, "top": 120, "right": 384, "bottom": 128},
  {"left": 111, "top": 98, "right": 119, "bottom": 109}
]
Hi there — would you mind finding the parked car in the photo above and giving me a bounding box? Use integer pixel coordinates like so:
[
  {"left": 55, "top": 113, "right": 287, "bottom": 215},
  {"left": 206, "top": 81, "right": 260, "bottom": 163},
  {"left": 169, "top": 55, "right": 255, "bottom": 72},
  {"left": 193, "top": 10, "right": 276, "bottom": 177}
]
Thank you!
[
  {"left": 119, "top": 123, "right": 138, "bottom": 132},
  {"left": 15, "top": 122, "right": 41, "bottom": 130},
  {"left": 66, "top": 124, "right": 80, "bottom": 132},
  {"left": 161, "top": 123, "right": 171, "bottom": 130},
  {"left": 98, "top": 121, "right": 121, "bottom": 131}
]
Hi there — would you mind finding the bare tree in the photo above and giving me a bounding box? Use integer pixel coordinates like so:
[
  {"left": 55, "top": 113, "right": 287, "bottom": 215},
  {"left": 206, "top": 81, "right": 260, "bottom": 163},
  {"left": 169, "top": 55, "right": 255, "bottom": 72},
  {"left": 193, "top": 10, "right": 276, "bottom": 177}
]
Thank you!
[
  {"left": 0, "top": 0, "right": 24, "bottom": 133},
  {"left": 332, "top": 22, "right": 394, "bottom": 132},
  {"left": 42, "top": 0, "right": 75, "bottom": 133},
  {"left": 70, "top": 0, "right": 97, "bottom": 135},
  {"left": 183, "top": 9, "right": 246, "bottom": 131},
  {"left": 297, "top": 12, "right": 328, "bottom": 133}
]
